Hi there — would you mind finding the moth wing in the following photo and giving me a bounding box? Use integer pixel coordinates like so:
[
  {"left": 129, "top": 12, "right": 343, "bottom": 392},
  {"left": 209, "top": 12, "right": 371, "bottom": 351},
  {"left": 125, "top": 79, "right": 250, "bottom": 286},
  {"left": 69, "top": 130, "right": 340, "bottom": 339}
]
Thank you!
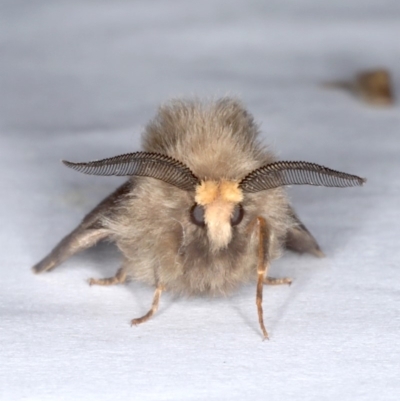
[
  {"left": 33, "top": 181, "right": 132, "bottom": 273},
  {"left": 285, "top": 206, "right": 325, "bottom": 257}
]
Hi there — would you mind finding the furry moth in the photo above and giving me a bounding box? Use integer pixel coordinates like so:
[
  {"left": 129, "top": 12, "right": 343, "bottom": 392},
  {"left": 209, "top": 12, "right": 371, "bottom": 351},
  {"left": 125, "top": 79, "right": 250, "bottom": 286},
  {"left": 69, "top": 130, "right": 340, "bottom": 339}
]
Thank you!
[{"left": 33, "top": 98, "right": 365, "bottom": 339}]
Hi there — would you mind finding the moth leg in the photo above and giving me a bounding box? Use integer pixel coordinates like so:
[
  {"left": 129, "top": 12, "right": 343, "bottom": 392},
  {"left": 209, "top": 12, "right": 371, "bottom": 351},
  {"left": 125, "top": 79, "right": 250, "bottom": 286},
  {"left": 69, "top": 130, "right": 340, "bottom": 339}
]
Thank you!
[
  {"left": 88, "top": 267, "right": 127, "bottom": 286},
  {"left": 263, "top": 277, "right": 292, "bottom": 286},
  {"left": 256, "top": 216, "right": 270, "bottom": 340},
  {"left": 32, "top": 181, "right": 131, "bottom": 274},
  {"left": 255, "top": 217, "right": 292, "bottom": 339},
  {"left": 131, "top": 285, "right": 164, "bottom": 326},
  {"left": 32, "top": 228, "right": 109, "bottom": 274}
]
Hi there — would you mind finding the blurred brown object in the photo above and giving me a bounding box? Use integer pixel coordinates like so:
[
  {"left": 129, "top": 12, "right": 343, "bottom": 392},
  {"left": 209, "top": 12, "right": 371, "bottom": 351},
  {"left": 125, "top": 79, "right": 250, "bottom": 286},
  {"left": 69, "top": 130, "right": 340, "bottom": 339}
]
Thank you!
[{"left": 323, "top": 69, "right": 394, "bottom": 106}]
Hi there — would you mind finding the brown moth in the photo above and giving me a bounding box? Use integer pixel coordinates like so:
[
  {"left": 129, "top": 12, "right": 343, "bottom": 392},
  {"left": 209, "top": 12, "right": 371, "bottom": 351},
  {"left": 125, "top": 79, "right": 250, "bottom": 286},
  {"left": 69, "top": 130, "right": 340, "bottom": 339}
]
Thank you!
[
  {"left": 323, "top": 68, "right": 394, "bottom": 106},
  {"left": 33, "top": 98, "right": 365, "bottom": 339}
]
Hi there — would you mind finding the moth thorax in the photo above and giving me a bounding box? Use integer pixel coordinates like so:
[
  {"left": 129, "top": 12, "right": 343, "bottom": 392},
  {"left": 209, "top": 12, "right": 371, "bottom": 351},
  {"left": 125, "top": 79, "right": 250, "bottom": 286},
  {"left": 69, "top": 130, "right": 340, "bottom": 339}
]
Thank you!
[{"left": 195, "top": 180, "right": 244, "bottom": 252}]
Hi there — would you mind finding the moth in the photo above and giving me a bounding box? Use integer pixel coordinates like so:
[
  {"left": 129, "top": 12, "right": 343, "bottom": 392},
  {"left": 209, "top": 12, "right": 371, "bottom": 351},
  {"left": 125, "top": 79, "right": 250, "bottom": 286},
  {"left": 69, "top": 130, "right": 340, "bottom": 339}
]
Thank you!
[
  {"left": 33, "top": 98, "right": 365, "bottom": 339},
  {"left": 323, "top": 68, "right": 394, "bottom": 106}
]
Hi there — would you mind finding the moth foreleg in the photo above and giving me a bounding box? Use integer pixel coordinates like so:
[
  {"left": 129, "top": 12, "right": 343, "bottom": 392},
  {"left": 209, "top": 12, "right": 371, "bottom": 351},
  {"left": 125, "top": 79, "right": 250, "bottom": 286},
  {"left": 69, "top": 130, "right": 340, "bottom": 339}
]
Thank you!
[
  {"left": 263, "top": 277, "right": 292, "bottom": 285},
  {"left": 88, "top": 267, "right": 127, "bottom": 286},
  {"left": 131, "top": 285, "right": 164, "bottom": 326},
  {"left": 255, "top": 217, "right": 293, "bottom": 340},
  {"left": 255, "top": 216, "right": 270, "bottom": 340}
]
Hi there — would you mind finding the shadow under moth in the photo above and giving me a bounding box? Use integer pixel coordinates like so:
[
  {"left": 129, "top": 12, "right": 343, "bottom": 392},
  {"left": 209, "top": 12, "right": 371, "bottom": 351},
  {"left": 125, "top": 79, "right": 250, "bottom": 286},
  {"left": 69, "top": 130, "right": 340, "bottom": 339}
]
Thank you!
[{"left": 33, "top": 98, "right": 365, "bottom": 339}]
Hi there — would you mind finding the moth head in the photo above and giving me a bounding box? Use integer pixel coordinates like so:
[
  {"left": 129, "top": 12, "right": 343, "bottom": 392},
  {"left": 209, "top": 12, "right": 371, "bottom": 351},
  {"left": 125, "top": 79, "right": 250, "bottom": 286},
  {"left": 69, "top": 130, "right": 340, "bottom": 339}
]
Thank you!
[
  {"left": 193, "top": 180, "right": 244, "bottom": 252},
  {"left": 63, "top": 152, "right": 366, "bottom": 252}
]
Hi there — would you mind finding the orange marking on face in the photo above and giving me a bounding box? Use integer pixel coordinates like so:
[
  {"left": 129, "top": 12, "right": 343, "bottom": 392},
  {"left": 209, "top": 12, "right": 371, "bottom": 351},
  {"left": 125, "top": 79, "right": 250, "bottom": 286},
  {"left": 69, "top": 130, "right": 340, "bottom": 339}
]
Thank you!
[
  {"left": 195, "top": 180, "right": 243, "bottom": 251},
  {"left": 195, "top": 180, "right": 243, "bottom": 206}
]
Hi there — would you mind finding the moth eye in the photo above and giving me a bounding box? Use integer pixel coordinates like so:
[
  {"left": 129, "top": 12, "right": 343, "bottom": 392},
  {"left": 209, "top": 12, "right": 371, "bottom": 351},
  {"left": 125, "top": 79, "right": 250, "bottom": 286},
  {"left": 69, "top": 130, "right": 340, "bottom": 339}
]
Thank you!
[
  {"left": 190, "top": 204, "right": 206, "bottom": 227},
  {"left": 230, "top": 204, "right": 244, "bottom": 226}
]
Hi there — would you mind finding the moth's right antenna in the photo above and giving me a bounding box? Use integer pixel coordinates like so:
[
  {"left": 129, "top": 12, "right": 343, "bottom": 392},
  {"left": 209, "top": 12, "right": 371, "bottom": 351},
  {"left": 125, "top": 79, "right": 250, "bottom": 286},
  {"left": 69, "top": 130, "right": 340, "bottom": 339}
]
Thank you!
[{"left": 63, "top": 151, "right": 200, "bottom": 192}]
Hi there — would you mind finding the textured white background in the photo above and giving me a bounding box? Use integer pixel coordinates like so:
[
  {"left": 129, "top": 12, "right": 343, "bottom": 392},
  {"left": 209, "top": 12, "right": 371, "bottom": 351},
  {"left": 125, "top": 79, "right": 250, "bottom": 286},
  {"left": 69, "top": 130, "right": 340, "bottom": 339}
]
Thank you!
[{"left": 1, "top": 1, "right": 400, "bottom": 400}]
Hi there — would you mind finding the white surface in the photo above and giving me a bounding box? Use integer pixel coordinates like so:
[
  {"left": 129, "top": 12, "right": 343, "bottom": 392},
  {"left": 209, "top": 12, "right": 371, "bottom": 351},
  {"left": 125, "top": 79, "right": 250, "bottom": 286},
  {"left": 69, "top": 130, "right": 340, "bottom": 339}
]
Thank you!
[{"left": 1, "top": 1, "right": 400, "bottom": 400}]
